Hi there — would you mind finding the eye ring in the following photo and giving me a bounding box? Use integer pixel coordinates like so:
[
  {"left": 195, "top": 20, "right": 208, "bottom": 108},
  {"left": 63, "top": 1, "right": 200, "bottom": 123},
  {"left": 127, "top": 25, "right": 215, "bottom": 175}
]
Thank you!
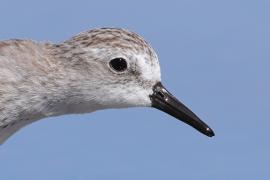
[{"left": 109, "top": 58, "right": 128, "bottom": 73}]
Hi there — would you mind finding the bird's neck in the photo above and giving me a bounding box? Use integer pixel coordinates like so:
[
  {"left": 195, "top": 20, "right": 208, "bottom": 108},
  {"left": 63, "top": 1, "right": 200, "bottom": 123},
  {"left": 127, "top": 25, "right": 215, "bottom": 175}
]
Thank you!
[{"left": 0, "top": 40, "right": 97, "bottom": 128}]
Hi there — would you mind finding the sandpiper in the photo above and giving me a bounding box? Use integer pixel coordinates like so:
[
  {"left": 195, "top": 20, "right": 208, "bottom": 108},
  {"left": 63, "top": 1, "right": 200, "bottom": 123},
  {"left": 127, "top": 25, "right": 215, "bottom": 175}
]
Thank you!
[{"left": 0, "top": 28, "right": 214, "bottom": 144}]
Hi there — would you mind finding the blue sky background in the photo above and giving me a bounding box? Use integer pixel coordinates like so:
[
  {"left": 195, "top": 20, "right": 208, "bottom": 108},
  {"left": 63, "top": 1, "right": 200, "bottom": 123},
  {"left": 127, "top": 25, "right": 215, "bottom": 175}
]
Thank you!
[{"left": 0, "top": 0, "right": 269, "bottom": 179}]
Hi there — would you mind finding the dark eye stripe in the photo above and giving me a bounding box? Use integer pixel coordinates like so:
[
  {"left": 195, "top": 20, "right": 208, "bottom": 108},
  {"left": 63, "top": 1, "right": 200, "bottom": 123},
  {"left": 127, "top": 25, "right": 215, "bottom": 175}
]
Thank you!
[{"left": 109, "top": 58, "right": 128, "bottom": 72}]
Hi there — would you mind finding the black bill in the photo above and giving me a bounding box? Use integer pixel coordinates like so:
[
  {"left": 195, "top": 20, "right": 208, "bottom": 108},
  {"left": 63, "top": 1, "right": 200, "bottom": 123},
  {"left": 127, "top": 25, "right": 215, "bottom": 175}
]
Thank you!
[{"left": 150, "top": 82, "right": 214, "bottom": 137}]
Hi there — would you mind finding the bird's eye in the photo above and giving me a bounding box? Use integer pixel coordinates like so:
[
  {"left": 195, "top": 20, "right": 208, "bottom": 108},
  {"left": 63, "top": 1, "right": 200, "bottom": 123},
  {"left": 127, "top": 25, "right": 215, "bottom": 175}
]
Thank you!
[{"left": 109, "top": 58, "right": 128, "bottom": 72}]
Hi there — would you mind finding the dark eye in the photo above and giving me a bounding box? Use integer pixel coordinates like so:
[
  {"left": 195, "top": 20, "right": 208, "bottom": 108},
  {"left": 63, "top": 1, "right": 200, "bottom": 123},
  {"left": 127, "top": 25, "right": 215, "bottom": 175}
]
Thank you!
[{"left": 109, "top": 58, "right": 128, "bottom": 72}]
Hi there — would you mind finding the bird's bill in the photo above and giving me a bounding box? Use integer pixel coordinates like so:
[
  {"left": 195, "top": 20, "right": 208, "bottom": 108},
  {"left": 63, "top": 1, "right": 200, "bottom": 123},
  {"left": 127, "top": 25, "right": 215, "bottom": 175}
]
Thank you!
[{"left": 150, "top": 82, "right": 215, "bottom": 137}]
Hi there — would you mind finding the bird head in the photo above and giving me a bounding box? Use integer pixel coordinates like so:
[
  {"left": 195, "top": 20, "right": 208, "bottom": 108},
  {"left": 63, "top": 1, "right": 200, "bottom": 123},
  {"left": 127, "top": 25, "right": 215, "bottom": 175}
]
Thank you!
[{"left": 55, "top": 28, "right": 214, "bottom": 137}]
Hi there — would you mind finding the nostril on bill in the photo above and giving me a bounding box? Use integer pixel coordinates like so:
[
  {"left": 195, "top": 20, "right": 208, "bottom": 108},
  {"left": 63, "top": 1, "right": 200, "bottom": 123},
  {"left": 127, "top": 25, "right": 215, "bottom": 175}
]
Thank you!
[{"left": 157, "top": 91, "right": 165, "bottom": 99}]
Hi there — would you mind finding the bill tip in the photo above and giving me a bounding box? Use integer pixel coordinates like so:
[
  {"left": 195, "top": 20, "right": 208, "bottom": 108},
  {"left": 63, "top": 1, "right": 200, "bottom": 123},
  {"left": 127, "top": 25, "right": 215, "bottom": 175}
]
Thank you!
[{"left": 205, "top": 127, "right": 215, "bottom": 137}]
